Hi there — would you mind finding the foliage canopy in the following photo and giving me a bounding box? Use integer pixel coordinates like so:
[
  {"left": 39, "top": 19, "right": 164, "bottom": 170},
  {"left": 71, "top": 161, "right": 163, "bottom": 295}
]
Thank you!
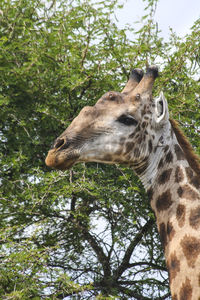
[{"left": 0, "top": 0, "right": 199, "bottom": 299}]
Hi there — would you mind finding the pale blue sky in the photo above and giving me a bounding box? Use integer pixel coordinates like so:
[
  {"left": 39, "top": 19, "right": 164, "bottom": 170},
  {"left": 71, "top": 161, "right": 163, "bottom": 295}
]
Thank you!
[{"left": 116, "top": 0, "right": 200, "bottom": 39}]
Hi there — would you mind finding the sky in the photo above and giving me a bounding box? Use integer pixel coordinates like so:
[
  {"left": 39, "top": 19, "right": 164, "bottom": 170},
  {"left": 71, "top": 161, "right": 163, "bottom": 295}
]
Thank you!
[{"left": 116, "top": 0, "right": 200, "bottom": 39}]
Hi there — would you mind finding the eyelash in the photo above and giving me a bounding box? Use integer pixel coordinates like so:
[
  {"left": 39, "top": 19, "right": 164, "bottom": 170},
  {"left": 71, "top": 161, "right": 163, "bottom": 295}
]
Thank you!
[{"left": 117, "top": 115, "right": 138, "bottom": 126}]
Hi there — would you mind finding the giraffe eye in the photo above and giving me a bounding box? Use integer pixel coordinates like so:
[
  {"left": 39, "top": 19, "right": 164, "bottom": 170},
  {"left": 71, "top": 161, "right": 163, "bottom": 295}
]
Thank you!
[{"left": 117, "top": 114, "right": 138, "bottom": 126}]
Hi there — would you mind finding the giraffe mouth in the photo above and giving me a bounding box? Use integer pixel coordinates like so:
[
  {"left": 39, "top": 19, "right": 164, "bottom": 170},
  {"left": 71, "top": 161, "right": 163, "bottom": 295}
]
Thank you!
[{"left": 45, "top": 149, "right": 79, "bottom": 170}]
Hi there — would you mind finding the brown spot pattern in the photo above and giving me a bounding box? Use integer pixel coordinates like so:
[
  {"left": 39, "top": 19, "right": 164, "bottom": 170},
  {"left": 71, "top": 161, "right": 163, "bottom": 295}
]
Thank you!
[
  {"left": 156, "top": 190, "right": 173, "bottom": 212},
  {"left": 190, "top": 175, "right": 200, "bottom": 190},
  {"left": 141, "top": 121, "right": 147, "bottom": 129},
  {"left": 175, "top": 166, "right": 184, "bottom": 183},
  {"left": 158, "top": 168, "right": 172, "bottom": 185},
  {"left": 137, "top": 136, "right": 143, "bottom": 144},
  {"left": 159, "top": 222, "right": 167, "bottom": 248},
  {"left": 176, "top": 204, "right": 186, "bottom": 227},
  {"left": 177, "top": 184, "right": 199, "bottom": 200},
  {"left": 165, "top": 151, "right": 173, "bottom": 164},
  {"left": 180, "top": 235, "right": 200, "bottom": 268},
  {"left": 174, "top": 144, "right": 185, "bottom": 160},
  {"left": 148, "top": 140, "right": 153, "bottom": 153},
  {"left": 185, "top": 166, "right": 200, "bottom": 189},
  {"left": 179, "top": 277, "right": 192, "bottom": 300},
  {"left": 189, "top": 206, "right": 200, "bottom": 230},
  {"left": 125, "top": 141, "right": 133, "bottom": 154},
  {"left": 167, "top": 221, "right": 175, "bottom": 241},
  {"left": 158, "top": 158, "right": 164, "bottom": 169},
  {"left": 129, "top": 131, "right": 136, "bottom": 138},
  {"left": 185, "top": 166, "right": 193, "bottom": 179},
  {"left": 147, "top": 187, "right": 154, "bottom": 202},
  {"left": 168, "top": 251, "right": 180, "bottom": 283},
  {"left": 164, "top": 145, "right": 169, "bottom": 152}
]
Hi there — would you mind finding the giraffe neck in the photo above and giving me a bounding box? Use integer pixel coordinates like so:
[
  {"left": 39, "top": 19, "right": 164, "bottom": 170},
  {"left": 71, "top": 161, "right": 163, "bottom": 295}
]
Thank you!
[{"left": 138, "top": 139, "right": 200, "bottom": 299}]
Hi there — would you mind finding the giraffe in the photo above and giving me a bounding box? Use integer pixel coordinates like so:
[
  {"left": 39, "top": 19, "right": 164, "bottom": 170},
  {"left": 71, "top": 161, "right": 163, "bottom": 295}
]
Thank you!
[{"left": 45, "top": 66, "right": 200, "bottom": 299}]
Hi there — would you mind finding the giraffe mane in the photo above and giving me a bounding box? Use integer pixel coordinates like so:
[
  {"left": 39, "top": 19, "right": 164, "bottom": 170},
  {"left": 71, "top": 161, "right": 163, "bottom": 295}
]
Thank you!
[{"left": 170, "top": 118, "right": 200, "bottom": 176}]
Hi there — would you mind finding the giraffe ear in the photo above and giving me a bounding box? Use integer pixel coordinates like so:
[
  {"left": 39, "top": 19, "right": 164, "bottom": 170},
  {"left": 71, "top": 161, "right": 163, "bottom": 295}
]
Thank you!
[{"left": 154, "top": 92, "right": 169, "bottom": 124}]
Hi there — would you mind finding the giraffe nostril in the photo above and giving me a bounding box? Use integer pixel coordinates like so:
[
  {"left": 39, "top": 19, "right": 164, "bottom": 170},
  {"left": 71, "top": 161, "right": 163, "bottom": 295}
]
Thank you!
[{"left": 54, "top": 138, "right": 65, "bottom": 149}]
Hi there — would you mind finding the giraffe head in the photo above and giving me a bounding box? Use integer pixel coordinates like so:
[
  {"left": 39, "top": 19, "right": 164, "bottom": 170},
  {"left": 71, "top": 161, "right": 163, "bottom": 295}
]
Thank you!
[{"left": 45, "top": 66, "right": 169, "bottom": 173}]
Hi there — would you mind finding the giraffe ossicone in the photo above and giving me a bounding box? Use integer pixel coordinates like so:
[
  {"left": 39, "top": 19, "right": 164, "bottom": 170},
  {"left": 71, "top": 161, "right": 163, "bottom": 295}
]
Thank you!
[{"left": 45, "top": 66, "right": 200, "bottom": 300}]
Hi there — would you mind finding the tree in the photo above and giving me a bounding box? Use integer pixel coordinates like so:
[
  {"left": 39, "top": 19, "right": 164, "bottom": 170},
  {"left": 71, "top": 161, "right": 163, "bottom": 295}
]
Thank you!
[{"left": 0, "top": 0, "right": 199, "bottom": 299}]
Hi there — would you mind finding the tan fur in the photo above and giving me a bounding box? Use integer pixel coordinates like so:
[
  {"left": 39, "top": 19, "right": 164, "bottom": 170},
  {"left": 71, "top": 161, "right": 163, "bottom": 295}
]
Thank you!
[{"left": 170, "top": 118, "right": 200, "bottom": 176}]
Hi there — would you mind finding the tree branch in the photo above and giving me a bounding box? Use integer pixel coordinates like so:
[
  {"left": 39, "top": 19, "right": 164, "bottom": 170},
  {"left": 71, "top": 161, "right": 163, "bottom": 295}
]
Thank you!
[
  {"left": 127, "top": 261, "right": 167, "bottom": 272},
  {"left": 113, "top": 218, "right": 154, "bottom": 279},
  {"left": 81, "top": 228, "right": 111, "bottom": 278}
]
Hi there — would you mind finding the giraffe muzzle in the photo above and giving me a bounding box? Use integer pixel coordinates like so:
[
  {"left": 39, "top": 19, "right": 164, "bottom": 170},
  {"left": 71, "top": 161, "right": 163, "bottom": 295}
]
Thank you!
[{"left": 45, "top": 137, "right": 79, "bottom": 170}]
